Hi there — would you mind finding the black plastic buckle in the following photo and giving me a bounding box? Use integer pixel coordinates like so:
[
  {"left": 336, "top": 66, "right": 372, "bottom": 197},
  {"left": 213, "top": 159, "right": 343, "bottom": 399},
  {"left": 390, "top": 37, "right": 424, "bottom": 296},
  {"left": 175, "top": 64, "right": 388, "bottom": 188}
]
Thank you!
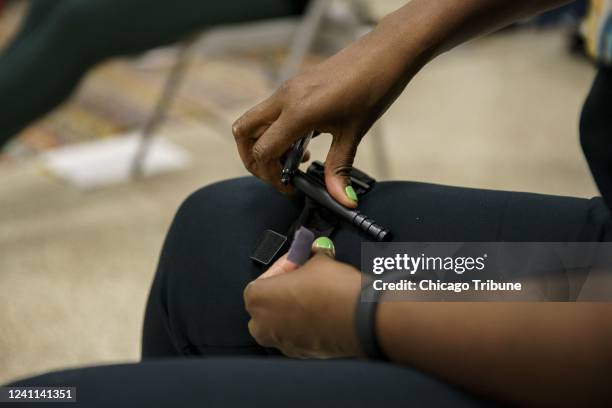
[{"left": 250, "top": 162, "right": 381, "bottom": 266}]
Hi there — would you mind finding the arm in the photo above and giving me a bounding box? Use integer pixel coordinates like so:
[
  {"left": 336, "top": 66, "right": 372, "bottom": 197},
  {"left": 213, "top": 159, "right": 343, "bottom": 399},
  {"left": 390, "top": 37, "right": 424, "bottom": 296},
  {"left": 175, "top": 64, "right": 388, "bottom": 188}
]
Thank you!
[
  {"left": 378, "top": 301, "right": 612, "bottom": 406},
  {"left": 233, "top": 0, "right": 571, "bottom": 206},
  {"left": 246, "top": 255, "right": 612, "bottom": 406}
]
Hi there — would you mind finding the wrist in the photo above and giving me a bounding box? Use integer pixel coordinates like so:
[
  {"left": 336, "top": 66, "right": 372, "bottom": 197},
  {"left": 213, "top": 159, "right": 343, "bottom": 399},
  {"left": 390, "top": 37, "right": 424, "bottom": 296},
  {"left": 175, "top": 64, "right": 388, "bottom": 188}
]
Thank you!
[
  {"left": 354, "top": 273, "right": 410, "bottom": 360},
  {"left": 326, "top": 264, "right": 363, "bottom": 357},
  {"left": 374, "top": 296, "right": 398, "bottom": 362},
  {"left": 341, "top": 275, "right": 364, "bottom": 357},
  {"left": 373, "top": 2, "right": 442, "bottom": 75}
]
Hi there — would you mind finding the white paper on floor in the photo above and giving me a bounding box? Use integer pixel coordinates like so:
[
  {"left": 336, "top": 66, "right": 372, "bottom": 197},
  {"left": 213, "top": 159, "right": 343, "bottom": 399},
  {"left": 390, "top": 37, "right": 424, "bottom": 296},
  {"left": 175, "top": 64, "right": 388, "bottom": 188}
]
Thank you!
[{"left": 40, "top": 133, "right": 190, "bottom": 189}]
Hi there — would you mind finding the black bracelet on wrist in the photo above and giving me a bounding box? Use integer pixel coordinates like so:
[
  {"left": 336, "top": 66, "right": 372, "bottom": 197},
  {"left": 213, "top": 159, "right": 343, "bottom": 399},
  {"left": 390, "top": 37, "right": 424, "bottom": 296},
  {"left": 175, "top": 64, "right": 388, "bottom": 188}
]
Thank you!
[{"left": 354, "top": 273, "right": 407, "bottom": 360}]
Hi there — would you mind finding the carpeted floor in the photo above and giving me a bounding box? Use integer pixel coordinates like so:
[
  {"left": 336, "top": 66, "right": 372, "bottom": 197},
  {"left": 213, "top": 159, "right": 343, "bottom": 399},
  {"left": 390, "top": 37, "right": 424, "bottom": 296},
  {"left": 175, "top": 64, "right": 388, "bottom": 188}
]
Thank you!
[{"left": 0, "top": 18, "right": 600, "bottom": 384}]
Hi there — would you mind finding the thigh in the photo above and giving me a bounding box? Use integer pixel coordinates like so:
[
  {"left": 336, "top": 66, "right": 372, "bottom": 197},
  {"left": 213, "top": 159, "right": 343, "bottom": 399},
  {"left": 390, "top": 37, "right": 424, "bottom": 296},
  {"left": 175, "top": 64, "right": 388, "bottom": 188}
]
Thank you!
[
  {"left": 142, "top": 177, "right": 611, "bottom": 358},
  {"left": 142, "top": 178, "right": 303, "bottom": 357},
  {"left": 11, "top": 359, "right": 487, "bottom": 408},
  {"left": 334, "top": 181, "right": 610, "bottom": 266}
]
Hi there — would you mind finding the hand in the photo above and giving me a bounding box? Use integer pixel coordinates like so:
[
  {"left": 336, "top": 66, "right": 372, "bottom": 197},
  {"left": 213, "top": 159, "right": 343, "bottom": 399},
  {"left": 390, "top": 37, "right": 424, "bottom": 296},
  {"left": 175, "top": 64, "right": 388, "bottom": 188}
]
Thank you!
[
  {"left": 244, "top": 240, "right": 362, "bottom": 358},
  {"left": 233, "top": 21, "right": 422, "bottom": 207}
]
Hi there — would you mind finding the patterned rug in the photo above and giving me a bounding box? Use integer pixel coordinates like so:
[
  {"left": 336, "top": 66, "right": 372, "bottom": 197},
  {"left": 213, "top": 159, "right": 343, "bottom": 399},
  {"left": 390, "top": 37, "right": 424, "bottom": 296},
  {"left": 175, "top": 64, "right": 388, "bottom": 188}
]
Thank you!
[
  {"left": 3, "top": 51, "right": 277, "bottom": 158},
  {"left": 0, "top": 1, "right": 310, "bottom": 160}
]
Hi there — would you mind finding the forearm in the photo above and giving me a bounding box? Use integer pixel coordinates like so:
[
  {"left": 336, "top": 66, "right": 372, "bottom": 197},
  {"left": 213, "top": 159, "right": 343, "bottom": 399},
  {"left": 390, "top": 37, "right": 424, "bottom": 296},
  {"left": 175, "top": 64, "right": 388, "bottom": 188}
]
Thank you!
[
  {"left": 377, "top": 302, "right": 612, "bottom": 406},
  {"left": 312, "top": 0, "right": 573, "bottom": 132},
  {"left": 364, "top": 0, "right": 572, "bottom": 86}
]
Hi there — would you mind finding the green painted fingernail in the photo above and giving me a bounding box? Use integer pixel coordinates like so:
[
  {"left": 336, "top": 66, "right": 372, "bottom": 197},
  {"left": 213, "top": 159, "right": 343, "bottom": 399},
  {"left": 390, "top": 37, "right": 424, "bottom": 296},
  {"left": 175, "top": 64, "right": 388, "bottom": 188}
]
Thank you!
[
  {"left": 345, "top": 185, "right": 358, "bottom": 202},
  {"left": 314, "top": 237, "right": 335, "bottom": 251}
]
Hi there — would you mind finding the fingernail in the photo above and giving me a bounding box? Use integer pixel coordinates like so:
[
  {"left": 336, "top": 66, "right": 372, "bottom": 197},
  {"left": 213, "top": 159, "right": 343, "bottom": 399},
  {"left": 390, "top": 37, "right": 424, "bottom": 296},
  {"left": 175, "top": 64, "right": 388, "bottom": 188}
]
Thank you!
[
  {"left": 314, "top": 236, "right": 334, "bottom": 251},
  {"left": 313, "top": 237, "right": 335, "bottom": 257},
  {"left": 345, "top": 185, "right": 358, "bottom": 202}
]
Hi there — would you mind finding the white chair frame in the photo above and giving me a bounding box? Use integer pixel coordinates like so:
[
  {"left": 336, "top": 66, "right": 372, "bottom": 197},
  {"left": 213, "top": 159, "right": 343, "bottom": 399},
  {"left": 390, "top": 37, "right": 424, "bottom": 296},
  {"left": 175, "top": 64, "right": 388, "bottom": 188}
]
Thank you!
[{"left": 131, "top": 0, "right": 390, "bottom": 179}]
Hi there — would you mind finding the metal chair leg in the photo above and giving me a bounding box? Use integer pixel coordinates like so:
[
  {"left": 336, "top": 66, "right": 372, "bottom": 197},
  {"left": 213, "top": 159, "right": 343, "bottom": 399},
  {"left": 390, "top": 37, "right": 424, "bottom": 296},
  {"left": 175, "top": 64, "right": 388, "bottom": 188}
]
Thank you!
[
  {"left": 277, "top": 0, "right": 332, "bottom": 84},
  {"left": 369, "top": 120, "right": 391, "bottom": 179},
  {"left": 131, "top": 37, "right": 196, "bottom": 179},
  {"left": 345, "top": 4, "right": 391, "bottom": 180}
]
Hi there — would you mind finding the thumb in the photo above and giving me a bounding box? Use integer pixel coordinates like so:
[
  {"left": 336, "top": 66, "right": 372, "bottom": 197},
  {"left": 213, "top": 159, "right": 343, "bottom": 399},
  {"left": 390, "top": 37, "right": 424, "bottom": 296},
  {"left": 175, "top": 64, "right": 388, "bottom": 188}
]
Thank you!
[
  {"left": 258, "top": 236, "right": 336, "bottom": 279},
  {"left": 257, "top": 254, "right": 297, "bottom": 280},
  {"left": 311, "top": 237, "right": 336, "bottom": 259},
  {"left": 324, "top": 135, "right": 359, "bottom": 209}
]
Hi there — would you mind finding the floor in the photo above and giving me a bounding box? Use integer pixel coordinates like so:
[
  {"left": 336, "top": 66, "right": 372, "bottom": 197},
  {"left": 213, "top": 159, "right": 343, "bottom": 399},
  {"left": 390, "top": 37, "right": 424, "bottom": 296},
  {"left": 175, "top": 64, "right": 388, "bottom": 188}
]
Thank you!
[{"left": 0, "top": 27, "right": 600, "bottom": 383}]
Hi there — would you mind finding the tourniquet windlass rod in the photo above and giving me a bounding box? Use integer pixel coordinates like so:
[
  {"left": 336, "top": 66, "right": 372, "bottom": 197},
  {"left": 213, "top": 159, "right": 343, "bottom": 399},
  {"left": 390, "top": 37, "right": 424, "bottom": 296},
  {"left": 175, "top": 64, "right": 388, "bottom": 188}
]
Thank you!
[
  {"left": 293, "top": 170, "right": 392, "bottom": 242},
  {"left": 281, "top": 131, "right": 315, "bottom": 185}
]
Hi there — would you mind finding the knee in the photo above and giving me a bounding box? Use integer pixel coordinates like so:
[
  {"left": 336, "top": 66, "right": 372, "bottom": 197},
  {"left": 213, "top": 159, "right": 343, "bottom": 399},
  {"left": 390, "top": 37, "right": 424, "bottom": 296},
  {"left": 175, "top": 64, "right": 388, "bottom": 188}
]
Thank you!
[
  {"left": 151, "top": 178, "right": 288, "bottom": 353},
  {"left": 161, "top": 177, "right": 288, "bottom": 268},
  {"left": 159, "top": 176, "right": 300, "bottom": 282},
  {"left": 580, "top": 69, "right": 612, "bottom": 162},
  {"left": 172, "top": 177, "right": 274, "bottom": 228}
]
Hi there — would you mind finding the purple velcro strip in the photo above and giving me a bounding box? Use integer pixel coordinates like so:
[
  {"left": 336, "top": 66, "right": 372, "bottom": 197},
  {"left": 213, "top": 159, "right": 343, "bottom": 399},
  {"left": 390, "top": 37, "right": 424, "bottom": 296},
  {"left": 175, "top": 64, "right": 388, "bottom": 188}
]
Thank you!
[{"left": 286, "top": 227, "right": 316, "bottom": 266}]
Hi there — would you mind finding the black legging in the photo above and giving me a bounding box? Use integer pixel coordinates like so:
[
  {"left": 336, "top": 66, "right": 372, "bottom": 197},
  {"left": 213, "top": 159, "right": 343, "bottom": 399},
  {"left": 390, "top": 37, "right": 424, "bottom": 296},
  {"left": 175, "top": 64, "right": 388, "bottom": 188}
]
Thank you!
[
  {"left": 11, "top": 178, "right": 611, "bottom": 407},
  {"left": 141, "top": 178, "right": 611, "bottom": 359},
  {"left": 8, "top": 69, "right": 612, "bottom": 408},
  {"left": 0, "top": 0, "right": 307, "bottom": 146}
]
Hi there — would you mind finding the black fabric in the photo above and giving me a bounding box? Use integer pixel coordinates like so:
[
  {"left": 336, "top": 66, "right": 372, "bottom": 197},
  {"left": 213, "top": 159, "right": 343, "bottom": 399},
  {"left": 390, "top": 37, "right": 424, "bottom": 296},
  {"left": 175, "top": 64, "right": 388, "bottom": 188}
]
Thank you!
[
  {"left": 6, "top": 56, "right": 612, "bottom": 408},
  {"left": 142, "top": 178, "right": 611, "bottom": 359},
  {"left": 10, "top": 178, "right": 610, "bottom": 407},
  {"left": 287, "top": 196, "right": 339, "bottom": 243},
  {"left": 581, "top": 66, "right": 612, "bottom": 212},
  {"left": 284, "top": 161, "right": 378, "bottom": 244},
  {"left": 0, "top": 0, "right": 308, "bottom": 145},
  {"left": 11, "top": 359, "right": 486, "bottom": 408}
]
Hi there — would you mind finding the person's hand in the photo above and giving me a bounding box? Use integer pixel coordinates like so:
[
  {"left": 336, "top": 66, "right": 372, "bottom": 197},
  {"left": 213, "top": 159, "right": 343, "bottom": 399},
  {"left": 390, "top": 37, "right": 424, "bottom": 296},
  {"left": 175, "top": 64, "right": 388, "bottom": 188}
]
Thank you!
[
  {"left": 233, "top": 20, "right": 422, "bottom": 207},
  {"left": 244, "top": 238, "right": 362, "bottom": 358}
]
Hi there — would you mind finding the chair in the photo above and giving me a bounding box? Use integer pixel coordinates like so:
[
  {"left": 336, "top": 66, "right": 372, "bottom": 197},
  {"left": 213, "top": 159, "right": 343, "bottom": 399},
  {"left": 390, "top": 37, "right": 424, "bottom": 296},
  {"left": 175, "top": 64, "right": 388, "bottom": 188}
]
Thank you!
[{"left": 131, "top": 0, "right": 390, "bottom": 179}]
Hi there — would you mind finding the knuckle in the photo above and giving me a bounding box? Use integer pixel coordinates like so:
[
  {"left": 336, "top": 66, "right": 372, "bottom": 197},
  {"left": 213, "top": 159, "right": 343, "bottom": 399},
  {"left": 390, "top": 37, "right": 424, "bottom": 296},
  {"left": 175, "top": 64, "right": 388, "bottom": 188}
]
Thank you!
[
  {"left": 251, "top": 143, "right": 269, "bottom": 163},
  {"left": 284, "top": 100, "right": 302, "bottom": 117},
  {"left": 244, "top": 159, "right": 258, "bottom": 175},
  {"left": 309, "top": 253, "right": 331, "bottom": 267},
  {"left": 278, "top": 79, "right": 294, "bottom": 95},
  {"left": 279, "top": 80, "right": 306, "bottom": 107},
  {"left": 248, "top": 320, "right": 274, "bottom": 347},
  {"left": 243, "top": 283, "right": 256, "bottom": 311},
  {"left": 232, "top": 120, "right": 245, "bottom": 139},
  {"left": 331, "top": 161, "right": 353, "bottom": 177},
  {"left": 247, "top": 319, "right": 261, "bottom": 339}
]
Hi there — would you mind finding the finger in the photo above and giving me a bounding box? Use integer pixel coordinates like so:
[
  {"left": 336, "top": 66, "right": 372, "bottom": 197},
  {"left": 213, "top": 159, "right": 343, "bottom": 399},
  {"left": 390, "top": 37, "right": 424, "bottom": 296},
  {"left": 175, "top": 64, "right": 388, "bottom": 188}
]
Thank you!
[
  {"left": 252, "top": 112, "right": 305, "bottom": 165},
  {"left": 311, "top": 237, "right": 336, "bottom": 258},
  {"left": 324, "top": 134, "right": 359, "bottom": 209},
  {"left": 234, "top": 102, "right": 282, "bottom": 175},
  {"left": 257, "top": 254, "right": 297, "bottom": 280},
  {"left": 233, "top": 96, "right": 281, "bottom": 142},
  {"left": 252, "top": 114, "right": 304, "bottom": 193},
  {"left": 248, "top": 319, "right": 275, "bottom": 348}
]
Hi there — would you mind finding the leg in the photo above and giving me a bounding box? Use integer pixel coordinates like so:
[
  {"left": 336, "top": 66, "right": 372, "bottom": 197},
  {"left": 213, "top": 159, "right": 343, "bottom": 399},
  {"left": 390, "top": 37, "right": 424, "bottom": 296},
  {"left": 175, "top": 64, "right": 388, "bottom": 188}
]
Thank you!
[
  {"left": 142, "top": 177, "right": 611, "bottom": 358},
  {"left": 142, "top": 178, "right": 303, "bottom": 357},
  {"left": 0, "top": 0, "right": 62, "bottom": 58},
  {"left": 581, "top": 65, "right": 612, "bottom": 211},
  {"left": 10, "top": 359, "right": 486, "bottom": 408},
  {"left": 0, "top": 0, "right": 308, "bottom": 146}
]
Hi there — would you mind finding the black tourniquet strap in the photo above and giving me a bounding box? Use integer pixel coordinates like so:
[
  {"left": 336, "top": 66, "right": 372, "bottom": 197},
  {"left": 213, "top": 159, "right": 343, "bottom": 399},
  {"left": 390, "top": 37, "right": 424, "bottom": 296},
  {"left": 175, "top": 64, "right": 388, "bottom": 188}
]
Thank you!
[
  {"left": 286, "top": 196, "right": 338, "bottom": 242},
  {"left": 250, "top": 161, "right": 378, "bottom": 267}
]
